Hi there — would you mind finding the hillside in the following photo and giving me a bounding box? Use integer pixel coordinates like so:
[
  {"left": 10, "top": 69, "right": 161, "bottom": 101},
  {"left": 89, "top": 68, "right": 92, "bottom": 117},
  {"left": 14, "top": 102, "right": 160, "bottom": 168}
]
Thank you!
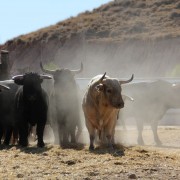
[{"left": 1, "top": 0, "right": 180, "bottom": 78}]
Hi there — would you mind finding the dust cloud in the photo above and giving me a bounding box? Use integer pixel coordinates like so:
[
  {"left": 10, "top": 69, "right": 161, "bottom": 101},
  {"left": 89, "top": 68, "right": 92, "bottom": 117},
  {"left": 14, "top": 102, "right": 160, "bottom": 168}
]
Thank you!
[
  {"left": 7, "top": 33, "right": 180, "bottom": 148},
  {"left": 40, "top": 35, "right": 180, "bottom": 147}
]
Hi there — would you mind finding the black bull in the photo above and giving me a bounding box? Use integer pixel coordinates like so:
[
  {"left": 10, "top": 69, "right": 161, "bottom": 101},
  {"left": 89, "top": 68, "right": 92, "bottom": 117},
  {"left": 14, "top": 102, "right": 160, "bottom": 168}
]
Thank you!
[
  {"left": 13, "top": 72, "right": 52, "bottom": 147},
  {"left": 40, "top": 62, "right": 83, "bottom": 146},
  {"left": 121, "top": 80, "right": 180, "bottom": 145},
  {"left": 0, "top": 80, "right": 18, "bottom": 145}
]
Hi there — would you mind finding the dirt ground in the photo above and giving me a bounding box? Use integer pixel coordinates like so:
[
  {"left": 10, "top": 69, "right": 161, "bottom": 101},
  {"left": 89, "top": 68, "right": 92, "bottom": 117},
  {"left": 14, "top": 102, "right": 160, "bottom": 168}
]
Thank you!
[{"left": 0, "top": 126, "right": 180, "bottom": 179}]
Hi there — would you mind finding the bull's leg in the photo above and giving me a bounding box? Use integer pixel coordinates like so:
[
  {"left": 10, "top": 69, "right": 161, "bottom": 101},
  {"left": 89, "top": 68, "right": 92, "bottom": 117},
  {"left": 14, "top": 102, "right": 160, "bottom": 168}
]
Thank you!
[
  {"left": 111, "top": 126, "right": 116, "bottom": 148},
  {"left": 70, "top": 129, "right": 76, "bottom": 143},
  {"left": 12, "top": 128, "right": 19, "bottom": 145},
  {"left": 19, "top": 123, "right": 29, "bottom": 147},
  {"left": 136, "top": 119, "right": 144, "bottom": 145},
  {"left": 86, "top": 119, "right": 95, "bottom": 150},
  {"left": 0, "top": 124, "right": 4, "bottom": 144},
  {"left": 76, "top": 124, "right": 82, "bottom": 143},
  {"left": 151, "top": 120, "right": 161, "bottom": 145},
  {"left": 58, "top": 123, "right": 69, "bottom": 146},
  {"left": 105, "top": 128, "right": 114, "bottom": 150},
  {"left": 36, "top": 123, "right": 45, "bottom": 147},
  {"left": 3, "top": 126, "right": 13, "bottom": 145},
  {"left": 89, "top": 134, "right": 95, "bottom": 150},
  {"left": 57, "top": 122, "right": 63, "bottom": 146},
  {"left": 57, "top": 122, "right": 68, "bottom": 146},
  {"left": 106, "top": 134, "right": 114, "bottom": 150},
  {"left": 52, "top": 122, "right": 59, "bottom": 145},
  {"left": 62, "top": 130, "right": 68, "bottom": 146},
  {"left": 105, "top": 119, "right": 117, "bottom": 150}
]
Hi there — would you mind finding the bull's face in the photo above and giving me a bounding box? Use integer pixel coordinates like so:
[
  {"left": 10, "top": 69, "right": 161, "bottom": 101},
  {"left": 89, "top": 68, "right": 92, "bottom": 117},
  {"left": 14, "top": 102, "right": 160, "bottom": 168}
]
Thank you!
[
  {"left": 54, "top": 69, "right": 75, "bottom": 85},
  {"left": 13, "top": 72, "right": 52, "bottom": 103},
  {"left": 23, "top": 73, "right": 43, "bottom": 102},
  {"left": 96, "top": 79, "right": 124, "bottom": 109},
  {"left": 53, "top": 69, "right": 77, "bottom": 94}
]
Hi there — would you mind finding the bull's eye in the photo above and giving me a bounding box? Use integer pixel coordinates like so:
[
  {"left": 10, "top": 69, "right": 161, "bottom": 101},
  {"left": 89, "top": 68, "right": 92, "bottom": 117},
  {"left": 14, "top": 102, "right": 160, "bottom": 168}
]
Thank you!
[{"left": 107, "top": 89, "right": 112, "bottom": 93}]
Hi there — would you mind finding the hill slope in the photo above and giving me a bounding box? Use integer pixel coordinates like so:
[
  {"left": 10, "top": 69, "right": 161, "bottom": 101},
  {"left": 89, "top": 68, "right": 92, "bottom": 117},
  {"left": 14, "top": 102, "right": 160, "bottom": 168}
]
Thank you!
[{"left": 1, "top": 0, "right": 180, "bottom": 78}]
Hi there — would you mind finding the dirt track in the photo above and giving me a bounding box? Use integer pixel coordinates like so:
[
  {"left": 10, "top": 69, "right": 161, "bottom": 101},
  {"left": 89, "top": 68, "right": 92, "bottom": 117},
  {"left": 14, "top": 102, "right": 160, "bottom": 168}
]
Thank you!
[{"left": 0, "top": 126, "right": 179, "bottom": 179}]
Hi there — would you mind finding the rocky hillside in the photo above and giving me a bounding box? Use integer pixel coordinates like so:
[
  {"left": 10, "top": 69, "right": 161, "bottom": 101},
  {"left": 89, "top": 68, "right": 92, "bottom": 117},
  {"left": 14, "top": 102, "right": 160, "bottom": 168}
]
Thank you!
[{"left": 1, "top": 0, "right": 180, "bottom": 78}]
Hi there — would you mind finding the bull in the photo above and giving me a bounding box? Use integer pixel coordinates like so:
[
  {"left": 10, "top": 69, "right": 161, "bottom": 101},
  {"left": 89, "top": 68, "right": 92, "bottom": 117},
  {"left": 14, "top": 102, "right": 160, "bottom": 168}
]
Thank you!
[
  {"left": 0, "top": 80, "right": 19, "bottom": 145},
  {"left": 12, "top": 72, "right": 52, "bottom": 147},
  {"left": 121, "top": 80, "right": 180, "bottom": 145},
  {"left": 82, "top": 73, "right": 134, "bottom": 150},
  {"left": 40, "top": 62, "right": 83, "bottom": 146}
]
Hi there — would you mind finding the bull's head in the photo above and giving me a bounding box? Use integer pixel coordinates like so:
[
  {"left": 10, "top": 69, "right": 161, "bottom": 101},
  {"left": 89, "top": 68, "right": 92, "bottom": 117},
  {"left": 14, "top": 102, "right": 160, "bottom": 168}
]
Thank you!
[
  {"left": 12, "top": 72, "right": 52, "bottom": 102},
  {"left": 95, "top": 73, "right": 134, "bottom": 109},
  {"left": 0, "top": 84, "right": 10, "bottom": 92},
  {"left": 40, "top": 62, "right": 83, "bottom": 76},
  {"left": 40, "top": 62, "right": 83, "bottom": 89}
]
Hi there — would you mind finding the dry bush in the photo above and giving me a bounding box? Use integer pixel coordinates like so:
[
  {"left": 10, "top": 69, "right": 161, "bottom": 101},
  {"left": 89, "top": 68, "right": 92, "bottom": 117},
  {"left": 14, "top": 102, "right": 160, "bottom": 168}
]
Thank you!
[
  {"left": 1, "top": 0, "right": 180, "bottom": 48},
  {"left": 153, "top": 0, "right": 174, "bottom": 7},
  {"left": 176, "top": 2, "right": 180, "bottom": 9},
  {"left": 170, "top": 11, "right": 180, "bottom": 19}
]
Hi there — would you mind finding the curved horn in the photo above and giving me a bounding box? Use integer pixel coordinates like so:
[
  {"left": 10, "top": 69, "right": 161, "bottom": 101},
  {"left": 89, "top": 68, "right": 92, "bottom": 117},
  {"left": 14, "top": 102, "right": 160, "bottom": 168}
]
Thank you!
[
  {"left": 119, "top": 74, "right": 134, "bottom": 85},
  {"left": 122, "top": 94, "right": 134, "bottom": 101},
  {"left": 40, "top": 61, "right": 56, "bottom": 75},
  {"left": 99, "top": 72, "right": 106, "bottom": 82},
  {"left": 71, "top": 62, "right": 83, "bottom": 75},
  {"left": 0, "top": 84, "right": 10, "bottom": 90},
  {"left": 12, "top": 75, "right": 24, "bottom": 81},
  {"left": 40, "top": 74, "right": 52, "bottom": 79}
]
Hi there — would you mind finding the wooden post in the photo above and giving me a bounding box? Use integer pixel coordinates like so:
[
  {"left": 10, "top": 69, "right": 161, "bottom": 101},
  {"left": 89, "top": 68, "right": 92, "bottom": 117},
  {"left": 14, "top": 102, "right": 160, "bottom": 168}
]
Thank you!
[{"left": 0, "top": 50, "right": 10, "bottom": 80}]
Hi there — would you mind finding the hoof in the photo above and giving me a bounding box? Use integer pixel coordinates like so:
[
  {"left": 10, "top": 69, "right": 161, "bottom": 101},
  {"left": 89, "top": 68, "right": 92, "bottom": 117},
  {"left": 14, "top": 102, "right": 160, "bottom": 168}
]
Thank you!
[
  {"left": 155, "top": 140, "right": 162, "bottom": 146},
  {"left": 89, "top": 145, "right": 94, "bottom": 151},
  {"left": 19, "top": 140, "right": 28, "bottom": 147},
  {"left": 19, "top": 143, "right": 28, "bottom": 147},
  {"left": 3, "top": 141, "right": 10, "bottom": 146},
  {"left": 137, "top": 139, "right": 144, "bottom": 146},
  {"left": 112, "top": 150, "right": 125, "bottom": 157},
  {"left": 37, "top": 142, "right": 45, "bottom": 148}
]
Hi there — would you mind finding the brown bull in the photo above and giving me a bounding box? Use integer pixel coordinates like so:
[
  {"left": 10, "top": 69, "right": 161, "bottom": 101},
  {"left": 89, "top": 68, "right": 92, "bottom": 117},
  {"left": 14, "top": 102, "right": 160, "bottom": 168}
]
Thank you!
[{"left": 82, "top": 73, "right": 134, "bottom": 150}]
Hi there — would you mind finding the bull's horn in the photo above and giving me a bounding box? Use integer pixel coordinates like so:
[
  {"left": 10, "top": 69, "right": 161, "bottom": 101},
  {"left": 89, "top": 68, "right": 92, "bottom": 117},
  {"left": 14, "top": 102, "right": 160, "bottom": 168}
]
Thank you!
[
  {"left": 119, "top": 74, "right": 134, "bottom": 85},
  {"left": 12, "top": 75, "right": 24, "bottom": 80},
  {"left": 0, "top": 84, "right": 10, "bottom": 90},
  {"left": 40, "top": 74, "right": 52, "bottom": 79},
  {"left": 122, "top": 94, "right": 134, "bottom": 101},
  {"left": 71, "top": 62, "right": 83, "bottom": 75},
  {"left": 99, "top": 72, "right": 106, "bottom": 82},
  {"left": 40, "top": 61, "right": 56, "bottom": 75}
]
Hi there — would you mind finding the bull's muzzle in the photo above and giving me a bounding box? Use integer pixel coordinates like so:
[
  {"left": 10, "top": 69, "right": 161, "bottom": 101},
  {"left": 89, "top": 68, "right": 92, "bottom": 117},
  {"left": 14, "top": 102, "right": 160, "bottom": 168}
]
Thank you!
[{"left": 115, "top": 102, "right": 124, "bottom": 109}]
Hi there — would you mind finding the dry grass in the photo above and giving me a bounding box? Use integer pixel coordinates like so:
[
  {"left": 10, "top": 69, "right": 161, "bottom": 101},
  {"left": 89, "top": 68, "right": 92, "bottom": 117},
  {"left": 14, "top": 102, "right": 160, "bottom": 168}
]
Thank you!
[
  {"left": 0, "top": 127, "right": 180, "bottom": 179},
  {"left": 2, "top": 0, "right": 180, "bottom": 48}
]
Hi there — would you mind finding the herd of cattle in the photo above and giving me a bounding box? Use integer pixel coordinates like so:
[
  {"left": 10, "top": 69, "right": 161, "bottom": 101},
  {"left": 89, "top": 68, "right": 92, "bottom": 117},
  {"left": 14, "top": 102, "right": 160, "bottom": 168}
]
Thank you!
[{"left": 0, "top": 50, "right": 180, "bottom": 150}]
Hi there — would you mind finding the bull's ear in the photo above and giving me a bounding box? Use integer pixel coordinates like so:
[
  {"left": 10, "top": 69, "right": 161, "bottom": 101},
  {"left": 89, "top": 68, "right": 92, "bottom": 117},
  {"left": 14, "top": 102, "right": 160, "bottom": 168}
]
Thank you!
[
  {"left": 95, "top": 84, "right": 104, "bottom": 92},
  {"left": 12, "top": 75, "right": 24, "bottom": 85}
]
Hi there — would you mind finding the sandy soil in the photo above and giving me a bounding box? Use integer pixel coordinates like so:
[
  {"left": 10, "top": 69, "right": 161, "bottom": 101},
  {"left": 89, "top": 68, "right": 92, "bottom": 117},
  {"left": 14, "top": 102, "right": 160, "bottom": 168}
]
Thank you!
[{"left": 0, "top": 126, "right": 179, "bottom": 179}]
